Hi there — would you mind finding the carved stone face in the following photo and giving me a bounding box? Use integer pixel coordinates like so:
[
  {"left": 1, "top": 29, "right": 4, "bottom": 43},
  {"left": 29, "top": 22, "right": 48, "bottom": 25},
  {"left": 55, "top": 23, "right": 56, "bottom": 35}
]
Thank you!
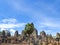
[
  {"left": 31, "top": 29, "right": 38, "bottom": 39},
  {"left": 40, "top": 31, "right": 46, "bottom": 38}
]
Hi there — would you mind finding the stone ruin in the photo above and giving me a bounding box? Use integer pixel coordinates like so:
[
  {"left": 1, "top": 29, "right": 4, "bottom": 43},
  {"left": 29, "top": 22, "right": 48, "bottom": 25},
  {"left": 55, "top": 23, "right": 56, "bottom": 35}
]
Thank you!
[{"left": 0, "top": 29, "right": 60, "bottom": 45}]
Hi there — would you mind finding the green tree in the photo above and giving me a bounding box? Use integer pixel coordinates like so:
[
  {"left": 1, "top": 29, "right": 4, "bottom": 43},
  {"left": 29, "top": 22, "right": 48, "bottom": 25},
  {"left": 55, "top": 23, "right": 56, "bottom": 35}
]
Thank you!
[{"left": 24, "top": 23, "right": 34, "bottom": 45}]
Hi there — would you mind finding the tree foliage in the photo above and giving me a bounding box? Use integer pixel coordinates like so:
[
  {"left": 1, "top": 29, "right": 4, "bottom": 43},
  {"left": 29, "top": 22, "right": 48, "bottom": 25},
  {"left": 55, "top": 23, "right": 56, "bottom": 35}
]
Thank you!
[{"left": 24, "top": 23, "right": 34, "bottom": 35}]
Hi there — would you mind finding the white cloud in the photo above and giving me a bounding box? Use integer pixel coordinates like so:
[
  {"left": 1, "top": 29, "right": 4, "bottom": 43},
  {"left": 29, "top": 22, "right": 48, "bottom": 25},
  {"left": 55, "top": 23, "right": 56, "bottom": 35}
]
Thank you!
[
  {"left": 0, "top": 23, "right": 25, "bottom": 28},
  {"left": 0, "top": 28, "right": 7, "bottom": 31},
  {"left": 2, "top": 18, "right": 17, "bottom": 23},
  {"left": 10, "top": 29, "right": 16, "bottom": 36},
  {"left": 0, "top": 18, "right": 26, "bottom": 29},
  {"left": 0, "top": 18, "right": 26, "bottom": 35}
]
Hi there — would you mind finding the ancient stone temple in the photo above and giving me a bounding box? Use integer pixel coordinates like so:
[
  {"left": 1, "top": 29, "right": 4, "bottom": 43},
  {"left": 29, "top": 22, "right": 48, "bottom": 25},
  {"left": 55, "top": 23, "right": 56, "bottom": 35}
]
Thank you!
[
  {"left": 0, "top": 30, "right": 60, "bottom": 45},
  {"left": 40, "top": 31, "right": 46, "bottom": 41},
  {"left": 31, "top": 28, "right": 38, "bottom": 45},
  {"left": 32, "top": 28, "right": 38, "bottom": 38}
]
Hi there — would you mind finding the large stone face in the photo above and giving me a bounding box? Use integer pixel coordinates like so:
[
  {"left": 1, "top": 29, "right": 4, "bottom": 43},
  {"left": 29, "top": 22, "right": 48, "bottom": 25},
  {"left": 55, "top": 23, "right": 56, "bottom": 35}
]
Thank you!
[
  {"left": 40, "top": 31, "right": 46, "bottom": 38},
  {"left": 32, "top": 28, "right": 38, "bottom": 38},
  {"left": 21, "top": 29, "right": 38, "bottom": 44},
  {"left": 14, "top": 31, "right": 19, "bottom": 37},
  {"left": 39, "top": 31, "right": 47, "bottom": 41},
  {"left": 31, "top": 29, "right": 38, "bottom": 45},
  {"left": 56, "top": 33, "right": 60, "bottom": 38},
  {"left": 21, "top": 29, "right": 38, "bottom": 41}
]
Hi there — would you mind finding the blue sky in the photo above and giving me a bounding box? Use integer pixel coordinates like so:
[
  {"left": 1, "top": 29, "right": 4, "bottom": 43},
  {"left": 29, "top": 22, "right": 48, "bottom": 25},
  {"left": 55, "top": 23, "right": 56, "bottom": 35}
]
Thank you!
[{"left": 0, "top": 0, "right": 60, "bottom": 36}]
